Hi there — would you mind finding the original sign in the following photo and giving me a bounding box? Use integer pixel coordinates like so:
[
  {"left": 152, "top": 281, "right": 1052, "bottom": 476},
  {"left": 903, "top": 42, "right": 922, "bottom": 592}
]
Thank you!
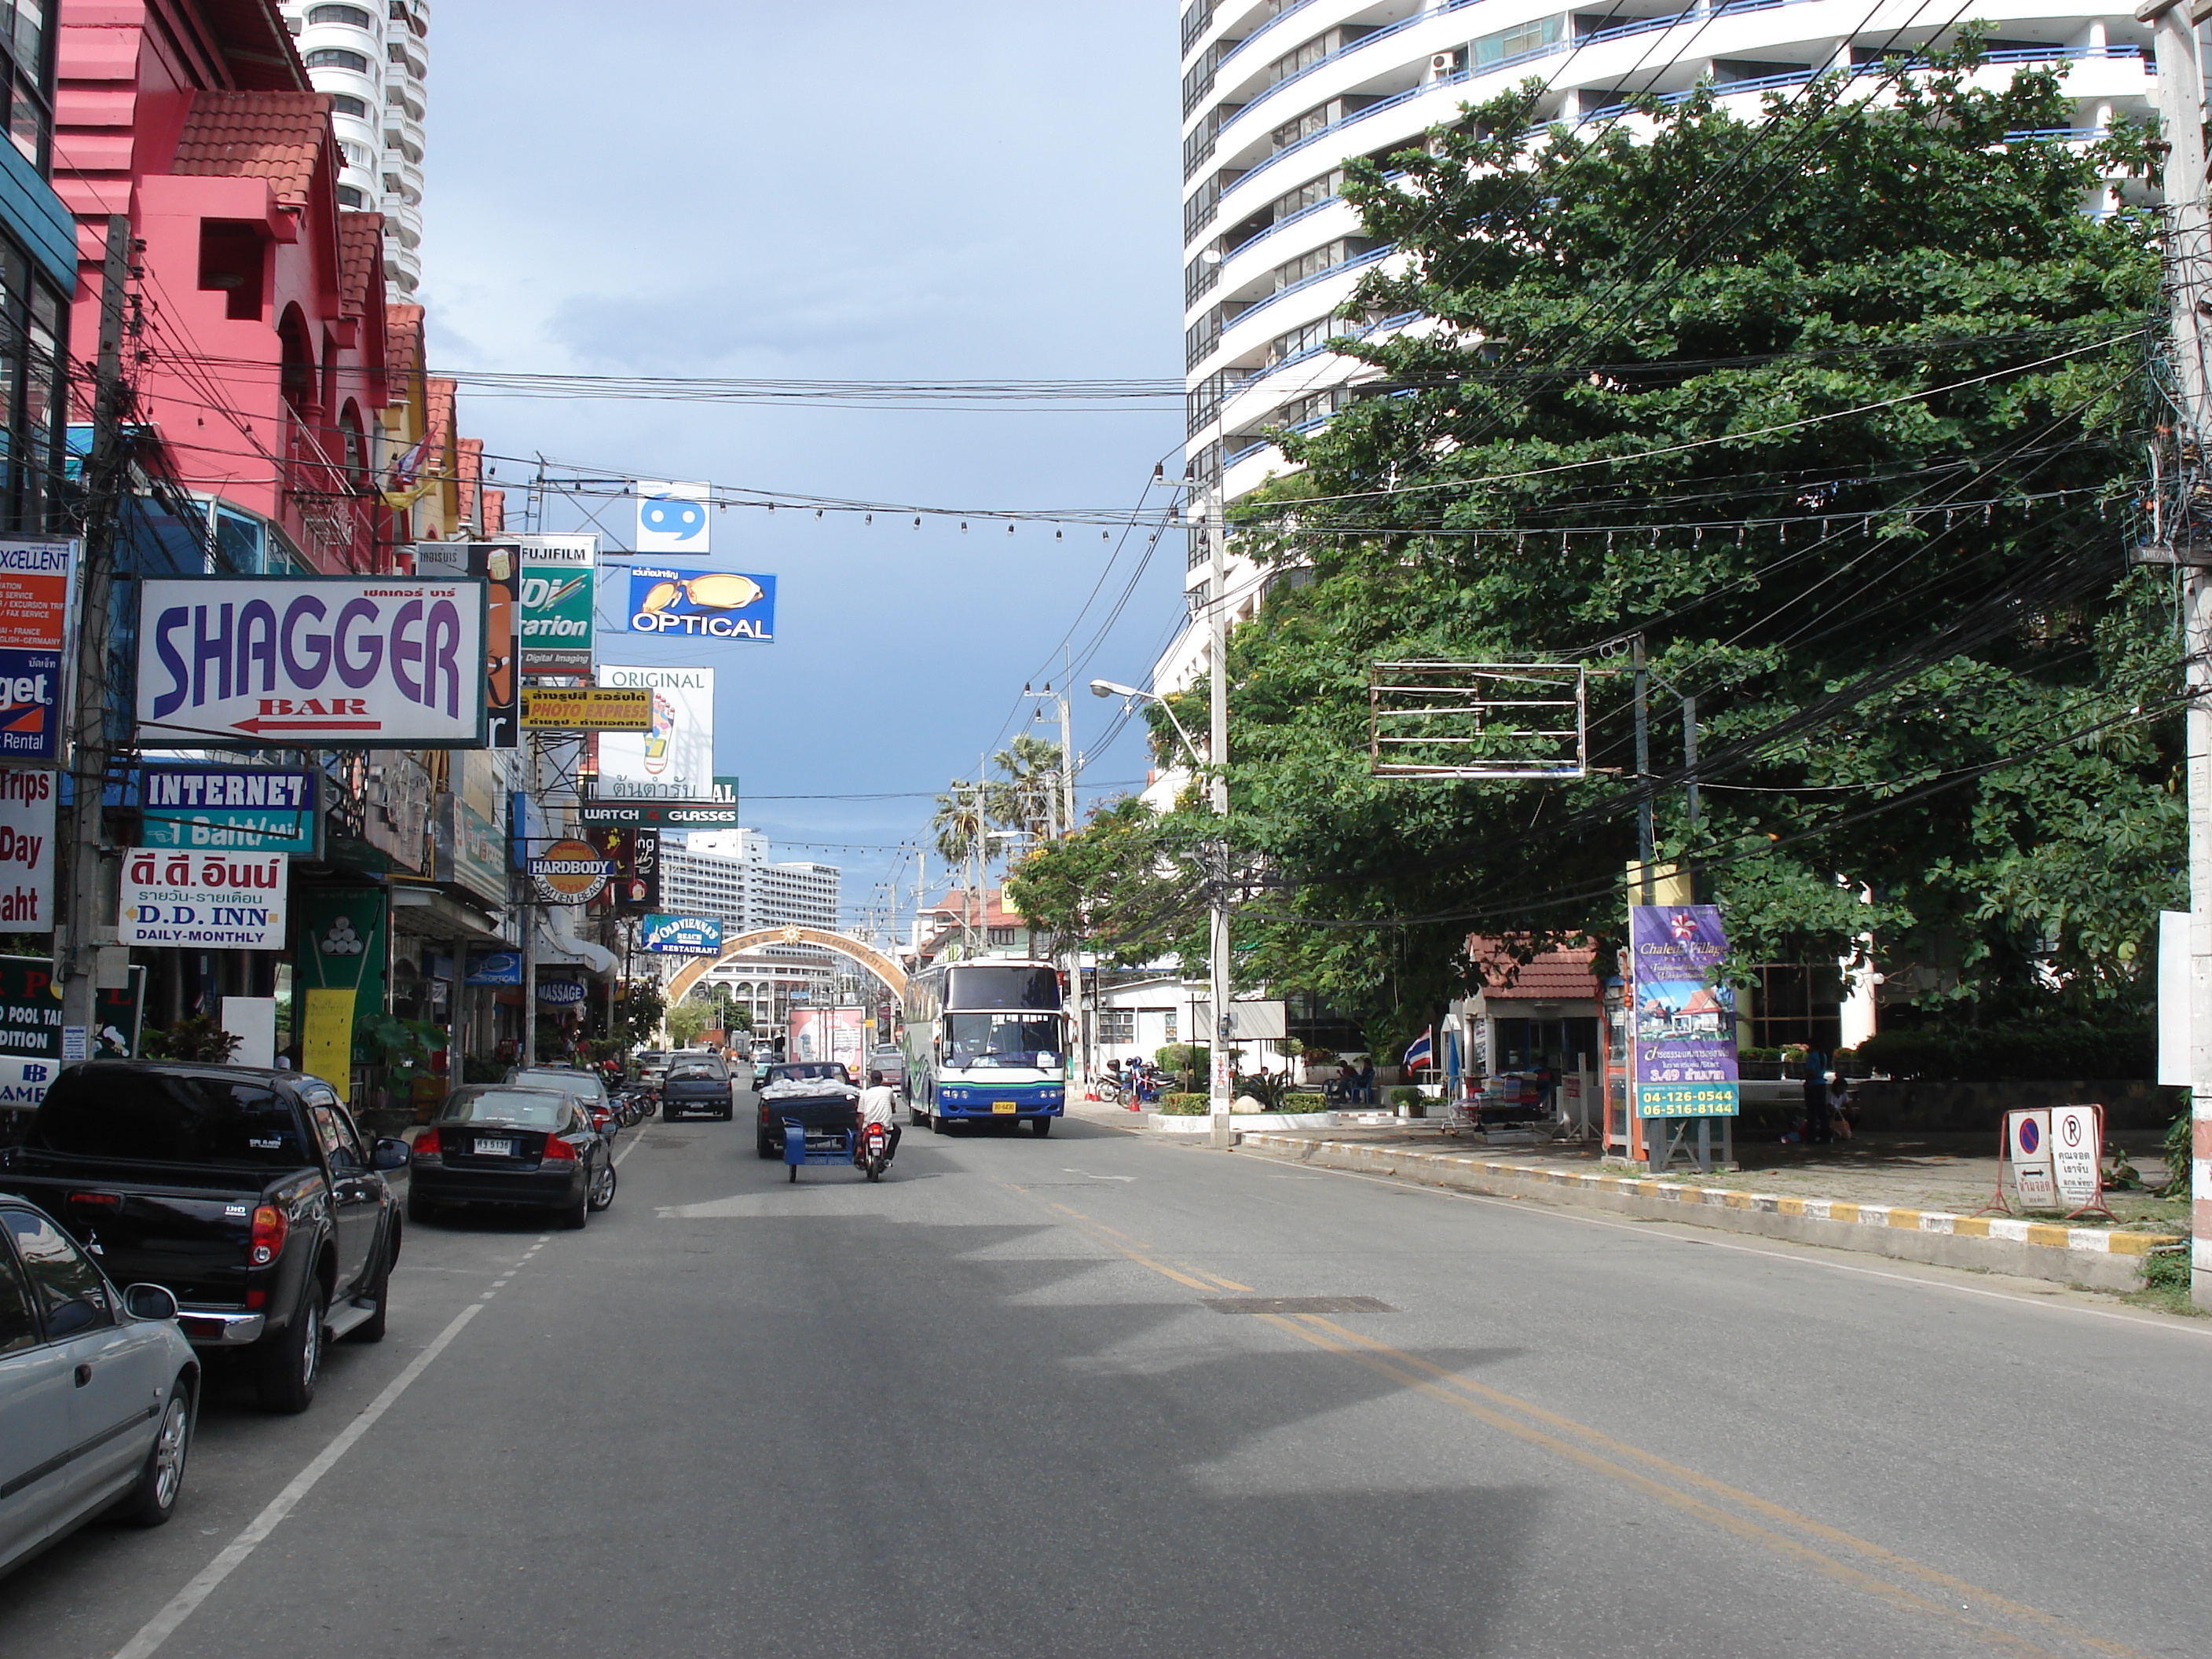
[
  {"left": 591, "top": 665, "right": 714, "bottom": 802},
  {"left": 135, "top": 577, "right": 489, "bottom": 747},
  {"left": 0, "top": 537, "right": 75, "bottom": 764},
  {"left": 635, "top": 481, "right": 710, "bottom": 554},
  {"left": 119, "top": 849, "right": 287, "bottom": 949},
  {"left": 640, "top": 914, "right": 722, "bottom": 954},
  {"left": 627, "top": 566, "right": 775, "bottom": 641},
  {"left": 140, "top": 764, "right": 317, "bottom": 855},
  {"left": 515, "top": 534, "right": 596, "bottom": 676},
  {"left": 0, "top": 767, "right": 54, "bottom": 928},
  {"left": 520, "top": 687, "right": 652, "bottom": 730},
  {"left": 2052, "top": 1104, "right": 2101, "bottom": 1207}
]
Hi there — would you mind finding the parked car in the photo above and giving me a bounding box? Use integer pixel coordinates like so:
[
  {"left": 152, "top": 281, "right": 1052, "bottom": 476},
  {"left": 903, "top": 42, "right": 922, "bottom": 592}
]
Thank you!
[
  {"left": 632, "top": 1051, "right": 675, "bottom": 1101},
  {"left": 661, "top": 1054, "right": 735, "bottom": 1122},
  {"left": 0, "top": 1061, "right": 407, "bottom": 1415},
  {"left": 408, "top": 1086, "right": 614, "bottom": 1229},
  {"left": 503, "top": 1067, "right": 615, "bottom": 1135},
  {"left": 1, "top": 1195, "right": 200, "bottom": 1577},
  {"left": 754, "top": 1062, "right": 859, "bottom": 1159}
]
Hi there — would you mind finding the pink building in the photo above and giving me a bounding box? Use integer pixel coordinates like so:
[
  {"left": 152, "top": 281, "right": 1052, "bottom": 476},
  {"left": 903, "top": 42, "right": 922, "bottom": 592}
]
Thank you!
[{"left": 53, "top": 0, "right": 391, "bottom": 573}]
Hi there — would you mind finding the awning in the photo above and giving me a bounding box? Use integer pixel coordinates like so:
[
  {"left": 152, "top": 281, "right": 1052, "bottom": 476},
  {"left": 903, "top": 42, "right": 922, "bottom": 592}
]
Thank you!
[
  {"left": 534, "top": 916, "right": 617, "bottom": 979},
  {"left": 389, "top": 884, "right": 507, "bottom": 943}
]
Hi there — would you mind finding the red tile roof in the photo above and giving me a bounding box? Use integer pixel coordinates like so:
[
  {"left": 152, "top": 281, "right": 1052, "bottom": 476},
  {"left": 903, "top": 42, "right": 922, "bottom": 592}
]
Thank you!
[
  {"left": 336, "top": 211, "right": 383, "bottom": 317},
  {"left": 1468, "top": 939, "right": 1600, "bottom": 1001},
  {"left": 171, "top": 90, "right": 333, "bottom": 204},
  {"left": 385, "top": 302, "right": 424, "bottom": 379},
  {"left": 482, "top": 490, "right": 507, "bottom": 534}
]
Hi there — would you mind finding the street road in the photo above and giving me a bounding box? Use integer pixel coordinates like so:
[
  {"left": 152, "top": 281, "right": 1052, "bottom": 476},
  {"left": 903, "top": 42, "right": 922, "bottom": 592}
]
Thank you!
[{"left": 2, "top": 1112, "right": 2203, "bottom": 1658}]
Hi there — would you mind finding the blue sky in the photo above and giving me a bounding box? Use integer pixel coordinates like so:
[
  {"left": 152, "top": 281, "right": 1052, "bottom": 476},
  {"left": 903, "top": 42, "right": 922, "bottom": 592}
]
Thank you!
[{"left": 420, "top": 2, "right": 1186, "bottom": 927}]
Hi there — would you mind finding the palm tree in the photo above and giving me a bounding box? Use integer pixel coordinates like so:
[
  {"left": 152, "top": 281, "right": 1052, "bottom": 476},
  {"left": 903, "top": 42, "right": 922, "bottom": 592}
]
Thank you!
[
  {"left": 929, "top": 782, "right": 988, "bottom": 871},
  {"left": 988, "top": 732, "right": 1063, "bottom": 844}
]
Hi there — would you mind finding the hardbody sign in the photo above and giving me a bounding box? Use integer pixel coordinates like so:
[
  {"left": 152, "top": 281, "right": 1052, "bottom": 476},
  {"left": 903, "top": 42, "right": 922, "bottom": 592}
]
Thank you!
[
  {"left": 136, "top": 577, "right": 489, "bottom": 747},
  {"left": 119, "top": 848, "right": 288, "bottom": 949}
]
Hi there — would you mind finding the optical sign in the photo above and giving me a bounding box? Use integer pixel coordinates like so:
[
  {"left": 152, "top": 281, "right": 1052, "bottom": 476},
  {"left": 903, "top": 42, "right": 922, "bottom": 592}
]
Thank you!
[{"left": 628, "top": 567, "right": 775, "bottom": 642}]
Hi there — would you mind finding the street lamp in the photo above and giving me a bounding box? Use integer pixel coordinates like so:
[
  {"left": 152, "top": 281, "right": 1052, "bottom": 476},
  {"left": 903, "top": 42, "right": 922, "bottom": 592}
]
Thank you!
[{"left": 1091, "top": 655, "right": 1236, "bottom": 1142}]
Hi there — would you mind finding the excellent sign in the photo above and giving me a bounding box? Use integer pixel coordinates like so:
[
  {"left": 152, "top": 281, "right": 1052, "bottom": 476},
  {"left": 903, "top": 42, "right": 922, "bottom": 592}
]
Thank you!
[
  {"left": 0, "top": 537, "right": 75, "bottom": 763},
  {"left": 119, "top": 849, "right": 288, "bottom": 949},
  {"left": 135, "top": 577, "right": 489, "bottom": 747}
]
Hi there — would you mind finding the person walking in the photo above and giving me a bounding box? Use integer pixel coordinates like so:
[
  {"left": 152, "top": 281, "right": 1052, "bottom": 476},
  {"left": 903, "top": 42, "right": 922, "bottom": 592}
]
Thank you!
[{"left": 1802, "top": 1046, "right": 1832, "bottom": 1143}]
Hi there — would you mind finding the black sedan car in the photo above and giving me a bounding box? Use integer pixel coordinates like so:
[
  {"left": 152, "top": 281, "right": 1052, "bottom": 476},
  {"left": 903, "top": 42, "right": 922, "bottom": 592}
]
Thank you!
[
  {"left": 408, "top": 1086, "right": 613, "bottom": 1230},
  {"left": 661, "top": 1054, "right": 734, "bottom": 1122}
]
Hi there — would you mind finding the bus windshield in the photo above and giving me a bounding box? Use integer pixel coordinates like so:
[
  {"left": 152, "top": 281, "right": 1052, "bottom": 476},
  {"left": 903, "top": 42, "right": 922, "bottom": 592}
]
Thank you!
[
  {"left": 944, "top": 1013, "right": 1061, "bottom": 1071},
  {"left": 943, "top": 965, "right": 1060, "bottom": 1011}
]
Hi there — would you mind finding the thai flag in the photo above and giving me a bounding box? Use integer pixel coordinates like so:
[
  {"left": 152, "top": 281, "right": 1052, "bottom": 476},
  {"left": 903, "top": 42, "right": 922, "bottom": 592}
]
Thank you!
[
  {"left": 386, "top": 435, "right": 428, "bottom": 490},
  {"left": 1402, "top": 1028, "right": 1434, "bottom": 1069}
]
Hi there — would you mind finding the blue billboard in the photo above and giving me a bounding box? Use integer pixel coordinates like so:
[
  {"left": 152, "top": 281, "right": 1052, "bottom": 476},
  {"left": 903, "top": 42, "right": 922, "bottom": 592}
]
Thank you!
[
  {"left": 640, "top": 913, "right": 723, "bottom": 954},
  {"left": 139, "top": 764, "right": 317, "bottom": 854},
  {"left": 627, "top": 568, "right": 775, "bottom": 642}
]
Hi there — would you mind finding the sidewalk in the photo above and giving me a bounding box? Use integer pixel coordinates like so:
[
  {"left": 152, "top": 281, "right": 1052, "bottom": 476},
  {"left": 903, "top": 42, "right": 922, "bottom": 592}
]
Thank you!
[{"left": 1102, "top": 1108, "right": 2186, "bottom": 1292}]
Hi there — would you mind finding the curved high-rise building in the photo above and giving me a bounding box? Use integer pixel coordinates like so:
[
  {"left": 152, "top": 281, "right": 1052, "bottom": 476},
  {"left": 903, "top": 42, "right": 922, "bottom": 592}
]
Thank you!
[
  {"left": 1161, "top": 0, "right": 2156, "bottom": 698},
  {"left": 282, "top": 0, "right": 430, "bottom": 298}
]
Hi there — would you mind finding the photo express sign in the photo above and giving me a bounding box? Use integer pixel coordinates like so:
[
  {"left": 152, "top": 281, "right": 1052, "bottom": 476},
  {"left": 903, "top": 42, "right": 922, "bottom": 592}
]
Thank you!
[{"left": 136, "top": 577, "right": 488, "bottom": 747}]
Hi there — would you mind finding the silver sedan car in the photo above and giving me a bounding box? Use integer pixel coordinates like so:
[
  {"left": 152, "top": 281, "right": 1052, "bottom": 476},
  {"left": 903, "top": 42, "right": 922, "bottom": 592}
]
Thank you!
[{"left": 0, "top": 1196, "right": 200, "bottom": 1579}]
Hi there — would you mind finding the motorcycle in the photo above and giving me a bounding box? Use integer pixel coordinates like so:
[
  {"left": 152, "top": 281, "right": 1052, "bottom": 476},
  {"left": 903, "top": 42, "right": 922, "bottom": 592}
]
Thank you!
[{"left": 855, "top": 1120, "right": 894, "bottom": 1183}]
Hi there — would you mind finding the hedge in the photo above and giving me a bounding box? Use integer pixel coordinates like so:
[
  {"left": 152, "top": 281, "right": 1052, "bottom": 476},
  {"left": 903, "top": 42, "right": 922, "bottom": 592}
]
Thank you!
[{"left": 1851, "top": 1025, "right": 2154, "bottom": 1081}]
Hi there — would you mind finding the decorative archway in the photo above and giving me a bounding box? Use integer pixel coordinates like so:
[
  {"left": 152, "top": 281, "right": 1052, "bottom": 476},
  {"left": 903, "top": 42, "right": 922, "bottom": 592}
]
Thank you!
[{"left": 664, "top": 925, "right": 906, "bottom": 1005}]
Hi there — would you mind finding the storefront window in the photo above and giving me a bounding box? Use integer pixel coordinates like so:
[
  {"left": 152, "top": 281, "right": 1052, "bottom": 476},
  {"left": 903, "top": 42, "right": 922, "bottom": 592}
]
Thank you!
[{"left": 0, "top": 240, "right": 62, "bottom": 531}]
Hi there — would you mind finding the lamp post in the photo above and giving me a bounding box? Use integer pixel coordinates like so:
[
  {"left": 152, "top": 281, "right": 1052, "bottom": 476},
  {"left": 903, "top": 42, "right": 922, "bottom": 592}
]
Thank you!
[{"left": 1093, "top": 670, "right": 1234, "bottom": 1145}]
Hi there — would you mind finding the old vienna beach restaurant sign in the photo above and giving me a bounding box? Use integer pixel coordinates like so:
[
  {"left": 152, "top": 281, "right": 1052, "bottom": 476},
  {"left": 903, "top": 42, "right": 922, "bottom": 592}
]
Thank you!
[{"left": 134, "top": 576, "right": 488, "bottom": 746}]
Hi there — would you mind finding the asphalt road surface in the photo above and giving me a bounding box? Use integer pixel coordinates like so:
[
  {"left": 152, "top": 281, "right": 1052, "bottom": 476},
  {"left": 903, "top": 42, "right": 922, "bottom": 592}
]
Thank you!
[{"left": 3, "top": 1111, "right": 2204, "bottom": 1659}]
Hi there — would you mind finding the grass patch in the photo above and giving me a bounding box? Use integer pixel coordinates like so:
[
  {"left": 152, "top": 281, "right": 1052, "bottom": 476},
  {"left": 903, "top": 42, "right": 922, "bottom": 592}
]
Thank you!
[{"left": 2122, "top": 1247, "right": 2207, "bottom": 1317}]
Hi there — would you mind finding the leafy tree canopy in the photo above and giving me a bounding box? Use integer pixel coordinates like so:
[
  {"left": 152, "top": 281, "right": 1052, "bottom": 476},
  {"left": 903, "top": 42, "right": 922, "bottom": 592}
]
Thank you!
[{"left": 1021, "top": 46, "right": 2177, "bottom": 1044}]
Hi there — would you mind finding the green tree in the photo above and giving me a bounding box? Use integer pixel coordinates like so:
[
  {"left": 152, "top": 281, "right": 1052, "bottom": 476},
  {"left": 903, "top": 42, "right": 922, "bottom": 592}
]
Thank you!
[
  {"left": 1027, "top": 46, "right": 2173, "bottom": 1042},
  {"left": 665, "top": 999, "right": 711, "bottom": 1048}
]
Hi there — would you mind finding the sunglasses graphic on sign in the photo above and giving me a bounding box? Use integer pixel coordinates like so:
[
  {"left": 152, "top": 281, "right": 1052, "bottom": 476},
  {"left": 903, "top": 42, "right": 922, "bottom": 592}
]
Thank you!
[{"left": 635, "top": 481, "right": 710, "bottom": 554}]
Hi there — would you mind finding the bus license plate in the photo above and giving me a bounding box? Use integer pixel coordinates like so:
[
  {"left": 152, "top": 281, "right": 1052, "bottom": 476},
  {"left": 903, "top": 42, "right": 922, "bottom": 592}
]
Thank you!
[{"left": 991, "top": 1102, "right": 1017, "bottom": 1114}]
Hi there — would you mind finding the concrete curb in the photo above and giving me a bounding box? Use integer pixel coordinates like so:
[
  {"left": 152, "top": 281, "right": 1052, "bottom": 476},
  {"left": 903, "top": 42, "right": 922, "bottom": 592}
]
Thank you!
[{"left": 1240, "top": 1133, "right": 2185, "bottom": 1292}]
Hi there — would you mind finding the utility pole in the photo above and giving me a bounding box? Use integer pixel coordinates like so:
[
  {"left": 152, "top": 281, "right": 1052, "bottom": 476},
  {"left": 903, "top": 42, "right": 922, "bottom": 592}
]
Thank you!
[
  {"left": 2144, "top": 0, "right": 2212, "bottom": 1310},
  {"left": 1054, "top": 663, "right": 1085, "bottom": 1081},
  {"left": 1207, "top": 493, "right": 1233, "bottom": 1143},
  {"left": 521, "top": 736, "right": 540, "bottom": 1066},
  {"left": 1631, "top": 633, "right": 1654, "bottom": 907},
  {"left": 61, "top": 216, "right": 135, "bottom": 1038},
  {"left": 1683, "top": 693, "right": 1699, "bottom": 902}
]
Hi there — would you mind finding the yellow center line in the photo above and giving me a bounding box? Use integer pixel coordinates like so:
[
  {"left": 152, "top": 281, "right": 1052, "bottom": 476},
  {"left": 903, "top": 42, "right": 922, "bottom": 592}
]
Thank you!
[
  {"left": 1259, "top": 1314, "right": 2067, "bottom": 1658},
  {"left": 1291, "top": 1315, "right": 2144, "bottom": 1659}
]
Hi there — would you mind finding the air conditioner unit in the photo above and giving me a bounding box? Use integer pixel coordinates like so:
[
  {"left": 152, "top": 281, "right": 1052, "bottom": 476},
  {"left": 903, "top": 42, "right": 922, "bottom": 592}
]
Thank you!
[{"left": 1430, "top": 51, "right": 1459, "bottom": 74}]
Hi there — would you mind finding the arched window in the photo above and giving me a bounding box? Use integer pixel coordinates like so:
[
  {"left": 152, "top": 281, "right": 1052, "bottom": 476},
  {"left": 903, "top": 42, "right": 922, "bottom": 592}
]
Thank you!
[
  {"left": 277, "top": 306, "right": 313, "bottom": 419},
  {"left": 304, "top": 48, "right": 368, "bottom": 72},
  {"left": 331, "top": 94, "right": 368, "bottom": 117},
  {"left": 309, "top": 4, "right": 374, "bottom": 25},
  {"left": 339, "top": 403, "right": 367, "bottom": 487}
]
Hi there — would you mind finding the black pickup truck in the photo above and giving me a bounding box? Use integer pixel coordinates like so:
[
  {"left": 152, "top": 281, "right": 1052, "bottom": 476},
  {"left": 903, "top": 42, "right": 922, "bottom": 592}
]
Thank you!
[{"left": 0, "top": 1060, "right": 408, "bottom": 1414}]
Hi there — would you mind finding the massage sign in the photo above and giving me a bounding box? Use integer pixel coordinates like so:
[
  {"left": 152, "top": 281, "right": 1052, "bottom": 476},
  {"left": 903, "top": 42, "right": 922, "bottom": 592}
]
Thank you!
[
  {"left": 119, "top": 850, "right": 288, "bottom": 950},
  {"left": 133, "top": 576, "right": 489, "bottom": 747}
]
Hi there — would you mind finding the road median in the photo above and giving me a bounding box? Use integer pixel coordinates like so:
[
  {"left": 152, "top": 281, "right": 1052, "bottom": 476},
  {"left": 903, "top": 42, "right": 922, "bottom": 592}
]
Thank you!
[{"left": 1239, "top": 1131, "right": 2182, "bottom": 1292}]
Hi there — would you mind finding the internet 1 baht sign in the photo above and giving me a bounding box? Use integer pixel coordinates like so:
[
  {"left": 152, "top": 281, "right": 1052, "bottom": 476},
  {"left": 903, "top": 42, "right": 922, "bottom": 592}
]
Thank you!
[
  {"left": 135, "top": 577, "right": 488, "bottom": 747},
  {"left": 1628, "top": 903, "right": 1741, "bottom": 1118}
]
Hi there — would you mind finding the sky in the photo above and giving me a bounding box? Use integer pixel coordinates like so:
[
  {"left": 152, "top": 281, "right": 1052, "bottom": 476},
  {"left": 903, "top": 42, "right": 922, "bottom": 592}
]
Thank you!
[{"left": 419, "top": 2, "right": 1188, "bottom": 932}]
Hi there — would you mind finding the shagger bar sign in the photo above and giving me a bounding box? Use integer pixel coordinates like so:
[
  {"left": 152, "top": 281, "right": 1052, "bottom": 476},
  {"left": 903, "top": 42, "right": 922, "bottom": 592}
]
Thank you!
[
  {"left": 134, "top": 577, "right": 489, "bottom": 747},
  {"left": 119, "top": 849, "right": 288, "bottom": 949}
]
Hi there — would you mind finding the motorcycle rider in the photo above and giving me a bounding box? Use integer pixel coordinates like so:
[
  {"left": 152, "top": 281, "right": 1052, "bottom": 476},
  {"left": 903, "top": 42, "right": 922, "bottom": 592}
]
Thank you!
[{"left": 855, "top": 1069, "right": 901, "bottom": 1166}]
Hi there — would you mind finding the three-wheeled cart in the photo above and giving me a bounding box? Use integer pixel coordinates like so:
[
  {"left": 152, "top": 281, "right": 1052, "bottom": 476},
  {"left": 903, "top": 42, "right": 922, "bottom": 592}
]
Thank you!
[{"left": 782, "top": 1116, "right": 856, "bottom": 1182}]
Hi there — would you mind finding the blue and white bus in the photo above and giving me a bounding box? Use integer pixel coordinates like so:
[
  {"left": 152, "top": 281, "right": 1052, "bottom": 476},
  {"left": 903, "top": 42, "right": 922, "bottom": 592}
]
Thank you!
[{"left": 902, "top": 958, "right": 1067, "bottom": 1136}]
